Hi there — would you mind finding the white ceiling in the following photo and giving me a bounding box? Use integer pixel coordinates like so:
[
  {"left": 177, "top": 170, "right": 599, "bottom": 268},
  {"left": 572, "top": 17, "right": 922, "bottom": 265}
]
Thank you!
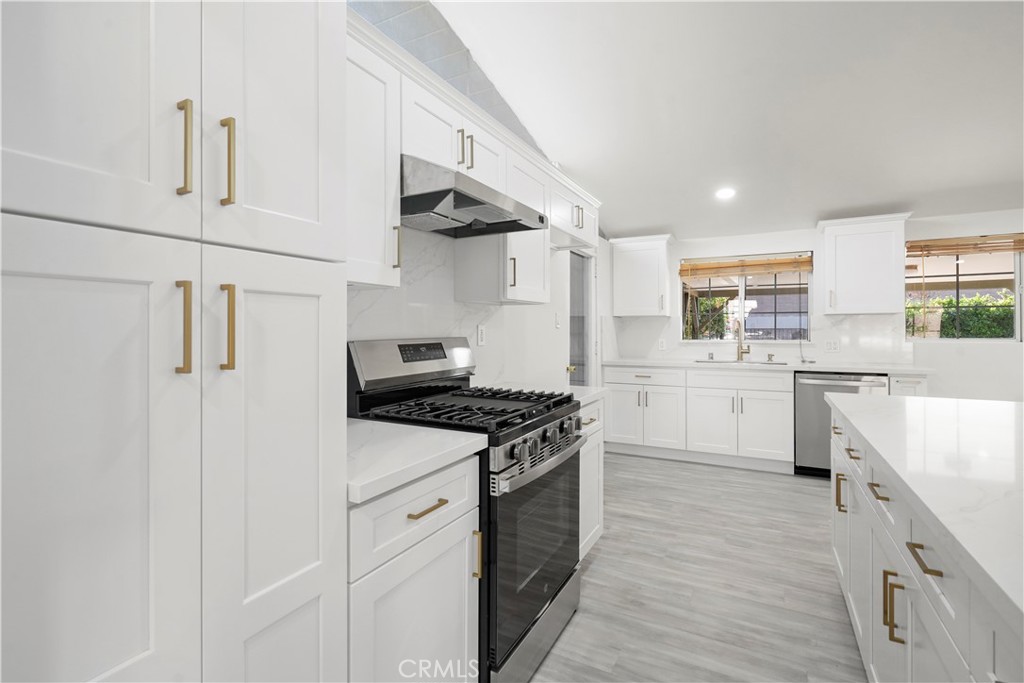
[{"left": 432, "top": 1, "right": 1024, "bottom": 239}]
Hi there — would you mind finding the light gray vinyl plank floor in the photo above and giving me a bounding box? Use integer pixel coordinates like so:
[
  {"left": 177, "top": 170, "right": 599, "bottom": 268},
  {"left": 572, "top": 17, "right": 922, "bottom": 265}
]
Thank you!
[{"left": 533, "top": 453, "right": 867, "bottom": 683}]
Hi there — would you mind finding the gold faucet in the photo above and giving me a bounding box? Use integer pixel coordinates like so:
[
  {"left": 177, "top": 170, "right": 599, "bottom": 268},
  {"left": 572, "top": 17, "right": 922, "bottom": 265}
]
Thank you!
[{"left": 737, "top": 343, "right": 751, "bottom": 361}]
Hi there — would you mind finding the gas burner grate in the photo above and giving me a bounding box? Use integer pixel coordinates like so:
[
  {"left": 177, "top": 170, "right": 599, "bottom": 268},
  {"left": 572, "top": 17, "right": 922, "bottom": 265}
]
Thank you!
[
  {"left": 369, "top": 399, "right": 523, "bottom": 431},
  {"left": 451, "top": 387, "right": 568, "bottom": 402}
]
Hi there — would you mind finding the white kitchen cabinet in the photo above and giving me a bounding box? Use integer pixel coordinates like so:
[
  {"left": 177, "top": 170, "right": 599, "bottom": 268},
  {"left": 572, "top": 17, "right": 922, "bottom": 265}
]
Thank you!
[
  {"left": 890, "top": 376, "right": 929, "bottom": 396},
  {"left": 202, "top": 1, "right": 345, "bottom": 261},
  {"left": 463, "top": 123, "right": 507, "bottom": 191},
  {"left": 454, "top": 230, "right": 550, "bottom": 304},
  {"left": 848, "top": 473, "right": 873, "bottom": 653},
  {"left": 831, "top": 444, "right": 851, "bottom": 590},
  {"left": 579, "top": 436, "right": 605, "bottom": 560},
  {"left": 349, "top": 511, "right": 480, "bottom": 683},
  {"left": 686, "top": 387, "right": 739, "bottom": 455},
  {"left": 819, "top": 213, "right": 909, "bottom": 315},
  {"left": 200, "top": 245, "right": 347, "bottom": 681},
  {"left": 606, "top": 384, "right": 645, "bottom": 445},
  {"left": 579, "top": 200, "right": 600, "bottom": 246},
  {"left": 969, "top": 584, "right": 1024, "bottom": 683},
  {"left": 402, "top": 75, "right": 464, "bottom": 171},
  {"left": 346, "top": 37, "right": 402, "bottom": 287},
  {"left": 1, "top": 216, "right": 201, "bottom": 682},
  {"left": 1, "top": 2, "right": 202, "bottom": 239},
  {"left": 507, "top": 149, "right": 548, "bottom": 214},
  {"left": 737, "top": 389, "right": 794, "bottom": 461},
  {"left": 548, "top": 179, "right": 598, "bottom": 249},
  {"left": 610, "top": 235, "right": 671, "bottom": 317},
  {"left": 867, "top": 523, "right": 909, "bottom": 683},
  {"left": 643, "top": 386, "right": 687, "bottom": 450}
]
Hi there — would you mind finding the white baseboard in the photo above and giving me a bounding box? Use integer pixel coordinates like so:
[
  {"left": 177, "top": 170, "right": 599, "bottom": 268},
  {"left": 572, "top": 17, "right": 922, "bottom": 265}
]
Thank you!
[{"left": 605, "top": 442, "right": 794, "bottom": 475}]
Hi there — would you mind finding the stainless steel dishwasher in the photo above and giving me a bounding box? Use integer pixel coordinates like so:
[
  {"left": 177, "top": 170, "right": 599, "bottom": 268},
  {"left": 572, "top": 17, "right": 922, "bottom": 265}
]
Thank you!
[{"left": 794, "top": 372, "right": 889, "bottom": 475}]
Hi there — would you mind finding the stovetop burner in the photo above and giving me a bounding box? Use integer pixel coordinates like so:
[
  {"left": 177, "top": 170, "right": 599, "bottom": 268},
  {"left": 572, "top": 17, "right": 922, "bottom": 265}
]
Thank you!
[{"left": 450, "top": 387, "right": 566, "bottom": 403}]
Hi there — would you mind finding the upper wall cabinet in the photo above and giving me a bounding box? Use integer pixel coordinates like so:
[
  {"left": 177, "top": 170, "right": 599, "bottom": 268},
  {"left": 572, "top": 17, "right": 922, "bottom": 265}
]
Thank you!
[
  {"left": 454, "top": 230, "right": 551, "bottom": 304},
  {"left": 819, "top": 213, "right": 909, "bottom": 315},
  {"left": 202, "top": 2, "right": 345, "bottom": 261},
  {"left": 347, "top": 39, "right": 401, "bottom": 288},
  {"left": 610, "top": 235, "right": 672, "bottom": 316},
  {"left": 549, "top": 178, "right": 598, "bottom": 249},
  {"left": 1, "top": 1, "right": 345, "bottom": 261},
  {"left": 1, "top": 2, "right": 202, "bottom": 240}
]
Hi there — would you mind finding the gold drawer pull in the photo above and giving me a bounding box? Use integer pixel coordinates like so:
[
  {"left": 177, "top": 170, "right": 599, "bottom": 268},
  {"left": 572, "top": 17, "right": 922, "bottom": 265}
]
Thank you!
[
  {"left": 220, "top": 116, "right": 236, "bottom": 206},
  {"left": 887, "top": 575, "right": 906, "bottom": 644},
  {"left": 907, "top": 542, "right": 944, "bottom": 577},
  {"left": 407, "top": 498, "right": 449, "bottom": 520},
  {"left": 174, "top": 280, "right": 193, "bottom": 373},
  {"left": 835, "top": 472, "right": 847, "bottom": 513},
  {"left": 844, "top": 447, "right": 861, "bottom": 461},
  {"left": 176, "top": 99, "right": 193, "bottom": 195},
  {"left": 867, "top": 482, "right": 890, "bottom": 502},
  {"left": 832, "top": 426, "right": 843, "bottom": 435},
  {"left": 473, "top": 530, "right": 483, "bottom": 579},
  {"left": 581, "top": 418, "right": 598, "bottom": 426},
  {"left": 219, "top": 284, "right": 236, "bottom": 370}
]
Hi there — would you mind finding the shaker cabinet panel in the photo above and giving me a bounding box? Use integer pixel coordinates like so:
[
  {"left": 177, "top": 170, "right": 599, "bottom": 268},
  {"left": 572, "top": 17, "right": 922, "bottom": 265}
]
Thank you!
[
  {"left": 401, "top": 75, "right": 463, "bottom": 171},
  {"left": 643, "top": 386, "right": 687, "bottom": 450},
  {"left": 611, "top": 237, "right": 670, "bottom": 317},
  {"left": 737, "top": 389, "right": 793, "bottom": 461},
  {"left": 820, "top": 215, "right": 907, "bottom": 315},
  {"left": 686, "top": 387, "right": 738, "bottom": 455},
  {"left": 1, "top": 1, "right": 202, "bottom": 239},
  {"left": 606, "top": 384, "right": 645, "bottom": 445}
]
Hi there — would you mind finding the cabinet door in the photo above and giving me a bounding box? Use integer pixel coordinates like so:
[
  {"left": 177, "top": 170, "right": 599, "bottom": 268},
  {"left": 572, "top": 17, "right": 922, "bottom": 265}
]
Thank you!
[
  {"left": 908, "top": 592, "right": 970, "bottom": 683},
  {"left": 578, "top": 200, "right": 599, "bottom": 248},
  {"left": 464, "top": 123, "right": 506, "bottom": 191},
  {"left": 548, "top": 181, "right": 578, "bottom": 233},
  {"left": 201, "top": 246, "right": 347, "bottom": 681},
  {"left": 202, "top": 1, "right": 345, "bottom": 260},
  {"left": 606, "top": 384, "right": 644, "bottom": 445},
  {"left": 825, "top": 221, "right": 904, "bottom": 315},
  {"left": 2, "top": 2, "right": 201, "bottom": 239},
  {"left": 643, "top": 386, "right": 687, "bottom": 450},
  {"left": 612, "top": 243, "right": 668, "bottom": 316},
  {"left": 868, "top": 524, "right": 911, "bottom": 683},
  {"left": 848, "top": 475, "right": 872, "bottom": 654},
  {"left": 504, "top": 230, "right": 550, "bottom": 303},
  {"left": 350, "top": 511, "right": 480, "bottom": 683},
  {"left": 580, "top": 436, "right": 604, "bottom": 559},
  {"left": 507, "top": 150, "right": 548, "bottom": 214},
  {"left": 686, "top": 388, "right": 738, "bottom": 455},
  {"left": 346, "top": 38, "right": 401, "bottom": 287},
  {"left": 402, "top": 75, "right": 463, "bottom": 170},
  {"left": 831, "top": 443, "right": 851, "bottom": 588},
  {"left": 737, "top": 390, "right": 793, "bottom": 461},
  {"left": 2, "top": 216, "right": 201, "bottom": 682}
]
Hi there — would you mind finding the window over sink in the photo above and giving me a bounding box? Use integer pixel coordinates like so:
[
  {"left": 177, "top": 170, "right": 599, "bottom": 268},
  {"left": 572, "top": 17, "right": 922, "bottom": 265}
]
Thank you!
[{"left": 680, "top": 253, "right": 811, "bottom": 341}]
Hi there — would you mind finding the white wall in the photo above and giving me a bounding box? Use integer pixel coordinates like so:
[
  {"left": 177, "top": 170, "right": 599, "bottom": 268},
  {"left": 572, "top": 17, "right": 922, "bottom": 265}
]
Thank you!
[
  {"left": 603, "top": 209, "right": 1023, "bottom": 401},
  {"left": 347, "top": 228, "right": 571, "bottom": 387}
]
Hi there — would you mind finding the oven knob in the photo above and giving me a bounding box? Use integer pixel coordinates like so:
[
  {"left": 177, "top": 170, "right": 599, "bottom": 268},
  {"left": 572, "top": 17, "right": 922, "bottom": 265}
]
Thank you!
[
  {"left": 560, "top": 419, "right": 572, "bottom": 434},
  {"left": 543, "top": 427, "right": 558, "bottom": 444},
  {"left": 573, "top": 416, "right": 582, "bottom": 432},
  {"left": 529, "top": 438, "right": 541, "bottom": 456}
]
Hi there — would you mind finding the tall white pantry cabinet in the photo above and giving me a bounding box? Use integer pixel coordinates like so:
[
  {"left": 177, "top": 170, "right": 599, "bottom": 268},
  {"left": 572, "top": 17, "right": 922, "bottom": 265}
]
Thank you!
[{"left": 0, "top": 3, "right": 348, "bottom": 682}]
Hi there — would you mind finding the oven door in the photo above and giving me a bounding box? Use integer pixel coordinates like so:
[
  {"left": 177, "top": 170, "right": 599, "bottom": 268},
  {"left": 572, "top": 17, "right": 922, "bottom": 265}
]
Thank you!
[{"left": 489, "top": 435, "right": 584, "bottom": 668}]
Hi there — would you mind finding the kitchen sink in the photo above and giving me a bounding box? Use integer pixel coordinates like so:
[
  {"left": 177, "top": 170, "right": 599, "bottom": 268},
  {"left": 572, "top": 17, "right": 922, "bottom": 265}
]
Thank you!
[{"left": 694, "top": 359, "right": 789, "bottom": 365}]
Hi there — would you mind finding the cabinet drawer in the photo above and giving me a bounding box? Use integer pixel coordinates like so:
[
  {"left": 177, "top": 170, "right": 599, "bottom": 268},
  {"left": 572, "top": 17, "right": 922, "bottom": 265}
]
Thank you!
[
  {"left": 842, "top": 424, "right": 868, "bottom": 477},
  {"left": 686, "top": 370, "right": 792, "bottom": 392},
  {"left": 830, "top": 412, "right": 848, "bottom": 450},
  {"left": 865, "top": 462, "right": 908, "bottom": 542},
  {"left": 605, "top": 367, "right": 685, "bottom": 387},
  {"left": 970, "top": 584, "right": 1024, "bottom": 683},
  {"left": 349, "top": 456, "right": 479, "bottom": 581},
  {"left": 579, "top": 400, "right": 604, "bottom": 437},
  {"left": 905, "top": 514, "right": 970, "bottom": 659}
]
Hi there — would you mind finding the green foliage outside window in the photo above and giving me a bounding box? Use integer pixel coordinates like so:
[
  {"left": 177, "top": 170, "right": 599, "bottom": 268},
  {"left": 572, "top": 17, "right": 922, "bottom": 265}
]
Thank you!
[
  {"left": 905, "top": 290, "right": 1015, "bottom": 338},
  {"left": 684, "top": 295, "right": 729, "bottom": 339}
]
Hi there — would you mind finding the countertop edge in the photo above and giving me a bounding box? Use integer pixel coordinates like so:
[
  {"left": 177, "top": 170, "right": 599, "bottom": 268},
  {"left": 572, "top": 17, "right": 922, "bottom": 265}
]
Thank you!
[{"left": 604, "top": 359, "right": 933, "bottom": 374}]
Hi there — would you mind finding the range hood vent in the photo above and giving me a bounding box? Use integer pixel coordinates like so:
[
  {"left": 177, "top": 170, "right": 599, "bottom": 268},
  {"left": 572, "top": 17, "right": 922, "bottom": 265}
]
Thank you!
[{"left": 400, "top": 155, "right": 547, "bottom": 238}]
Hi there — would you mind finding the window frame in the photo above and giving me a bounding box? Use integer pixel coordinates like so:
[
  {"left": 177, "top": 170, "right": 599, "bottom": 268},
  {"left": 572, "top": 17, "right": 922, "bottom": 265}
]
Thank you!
[
  {"left": 679, "top": 270, "right": 812, "bottom": 344},
  {"left": 904, "top": 251, "right": 1022, "bottom": 343}
]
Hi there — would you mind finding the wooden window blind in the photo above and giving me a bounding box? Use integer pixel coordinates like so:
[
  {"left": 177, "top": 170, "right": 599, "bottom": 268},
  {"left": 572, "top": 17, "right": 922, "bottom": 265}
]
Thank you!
[
  {"left": 905, "top": 233, "right": 1024, "bottom": 257},
  {"left": 679, "top": 254, "right": 813, "bottom": 280}
]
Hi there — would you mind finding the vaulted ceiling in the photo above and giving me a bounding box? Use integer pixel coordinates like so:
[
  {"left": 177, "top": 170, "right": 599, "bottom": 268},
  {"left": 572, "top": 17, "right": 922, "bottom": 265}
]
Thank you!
[{"left": 433, "top": 1, "right": 1024, "bottom": 239}]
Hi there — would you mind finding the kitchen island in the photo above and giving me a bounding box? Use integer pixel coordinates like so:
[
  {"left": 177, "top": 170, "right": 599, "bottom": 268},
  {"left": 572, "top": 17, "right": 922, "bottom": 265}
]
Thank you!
[{"left": 825, "top": 393, "right": 1022, "bottom": 683}]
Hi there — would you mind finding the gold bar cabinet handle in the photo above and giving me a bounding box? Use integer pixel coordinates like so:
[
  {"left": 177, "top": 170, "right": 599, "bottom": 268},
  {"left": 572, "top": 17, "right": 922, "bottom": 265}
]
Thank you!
[
  {"left": 220, "top": 284, "right": 236, "bottom": 370},
  {"left": 581, "top": 418, "right": 597, "bottom": 426},
  {"left": 393, "top": 225, "right": 401, "bottom": 269},
  {"left": 882, "top": 570, "right": 896, "bottom": 626},
  {"left": 220, "top": 116, "right": 236, "bottom": 206},
  {"left": 832, "top": 426, "right": 843, "bottom": 435},
  {"left": 175, "top": 280, "right": 193, "bottom": 374},
  {"left": 888, "top": 579, "right": 906, "bottom": 644},
  {"left": 407, "top": 498, "right": 448, "bottom": 521},
  {"left": 867, "top": 482, "right": 890, "bottom": 502},
  {"left": 457, "top": 128, "right": 466, "bottom": 165},
  {"left": 176, "top": 99, "right": 193, "bottom": 195},
  {"left": 467, "top": 134, "right": 475, "bottom": 170},
  {"left": 835, "top": 472, "right": 847, "bottom": 512},
  {"left": 509, "top": 257, "right": 517, "bottom": 287},
  {"left": 844, "top": 447, "right": 861, "bottom": 461},
  {"left": 907, "top": 542, "right": 944, "bottom": 577},
  {"left": 473, "top": 530, "right": 483, "bottom": 579}
]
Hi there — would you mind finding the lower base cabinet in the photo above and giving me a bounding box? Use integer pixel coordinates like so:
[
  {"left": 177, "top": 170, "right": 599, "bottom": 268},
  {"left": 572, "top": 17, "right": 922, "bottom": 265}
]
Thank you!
[
  {"left": 349, "top": 511, "right": 480, "bottom": 683},
  {"left": 579, "top": 433, "right": 605, "bottom": 558}
]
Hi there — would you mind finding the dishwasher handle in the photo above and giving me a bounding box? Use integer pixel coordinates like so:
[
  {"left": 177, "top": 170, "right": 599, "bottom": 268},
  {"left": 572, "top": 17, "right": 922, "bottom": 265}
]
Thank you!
[{"left": 797, "top": 378, "right": 888, "bottom": 388}]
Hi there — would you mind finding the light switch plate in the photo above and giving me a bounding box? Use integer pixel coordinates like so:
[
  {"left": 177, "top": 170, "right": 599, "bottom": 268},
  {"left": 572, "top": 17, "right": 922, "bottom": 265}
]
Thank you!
[
  {"left": 658, "top": 338, "right": 667, "bottom": 351},
  {"left": 825, "top": 340, "right": 840, "bottom": 353},
  {"left": 477, "top": 324, "right": 486, "bottom": 346}
]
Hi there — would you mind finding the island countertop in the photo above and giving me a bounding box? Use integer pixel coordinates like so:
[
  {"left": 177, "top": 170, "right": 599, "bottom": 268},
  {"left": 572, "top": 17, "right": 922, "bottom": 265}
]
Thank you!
[{"left": 824, "top": 394, "right": 1023, "bottom": 620}]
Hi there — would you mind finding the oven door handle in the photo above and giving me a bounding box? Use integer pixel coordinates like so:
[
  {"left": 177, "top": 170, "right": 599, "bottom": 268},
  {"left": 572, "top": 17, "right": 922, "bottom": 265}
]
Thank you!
[{"left": 497, "top": 435, "right": 587, "bottom": 496}]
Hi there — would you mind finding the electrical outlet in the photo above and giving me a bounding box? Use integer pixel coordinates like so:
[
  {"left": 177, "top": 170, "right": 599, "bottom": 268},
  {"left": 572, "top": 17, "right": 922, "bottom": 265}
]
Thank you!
[
  {"left": 477, "top": 324, "right": 486, "bottom": 346},
  {"left": 825, "top": 340, "right": 840, "bottom": 353},
  {"left": 658, "top": 338, "right": 667, "bottom": 351}
]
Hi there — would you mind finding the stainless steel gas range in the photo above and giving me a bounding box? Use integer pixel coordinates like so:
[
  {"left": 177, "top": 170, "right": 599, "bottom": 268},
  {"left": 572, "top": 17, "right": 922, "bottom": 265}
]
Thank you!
[{"left": 348, "top": 337, "right": 584, "bottom": 683}]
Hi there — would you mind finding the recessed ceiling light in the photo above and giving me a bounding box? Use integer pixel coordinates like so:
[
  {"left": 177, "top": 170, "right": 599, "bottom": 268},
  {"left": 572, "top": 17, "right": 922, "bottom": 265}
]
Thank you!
[{"left": 715, "top": 187, "right": 736, "bottom": 200}]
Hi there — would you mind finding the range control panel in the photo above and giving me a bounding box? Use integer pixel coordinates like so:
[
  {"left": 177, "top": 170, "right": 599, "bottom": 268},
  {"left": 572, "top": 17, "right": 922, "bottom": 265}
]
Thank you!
[{"left": 398, "top": 342, "right": 447, "bottom": 363}]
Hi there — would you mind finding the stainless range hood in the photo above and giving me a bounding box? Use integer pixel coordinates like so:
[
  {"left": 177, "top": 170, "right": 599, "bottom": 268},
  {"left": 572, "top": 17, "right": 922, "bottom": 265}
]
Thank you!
[{"left": 400, "top": 155, "right": 547, "bottom": 237}]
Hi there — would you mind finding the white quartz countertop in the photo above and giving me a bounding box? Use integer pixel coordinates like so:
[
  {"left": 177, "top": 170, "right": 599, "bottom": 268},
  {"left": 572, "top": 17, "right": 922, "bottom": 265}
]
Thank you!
[
  {"left": 487, "top": 382, "right": 608, "bottom": 407},
  {"left": 347, "top": 419, "right": 487, "bottom": 505},
  {"left": 604, "top": 358, "right": 932, "bottom": 375},
  {"left": 825, "top": 394, "right": 1023, "bottom": 615}
]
